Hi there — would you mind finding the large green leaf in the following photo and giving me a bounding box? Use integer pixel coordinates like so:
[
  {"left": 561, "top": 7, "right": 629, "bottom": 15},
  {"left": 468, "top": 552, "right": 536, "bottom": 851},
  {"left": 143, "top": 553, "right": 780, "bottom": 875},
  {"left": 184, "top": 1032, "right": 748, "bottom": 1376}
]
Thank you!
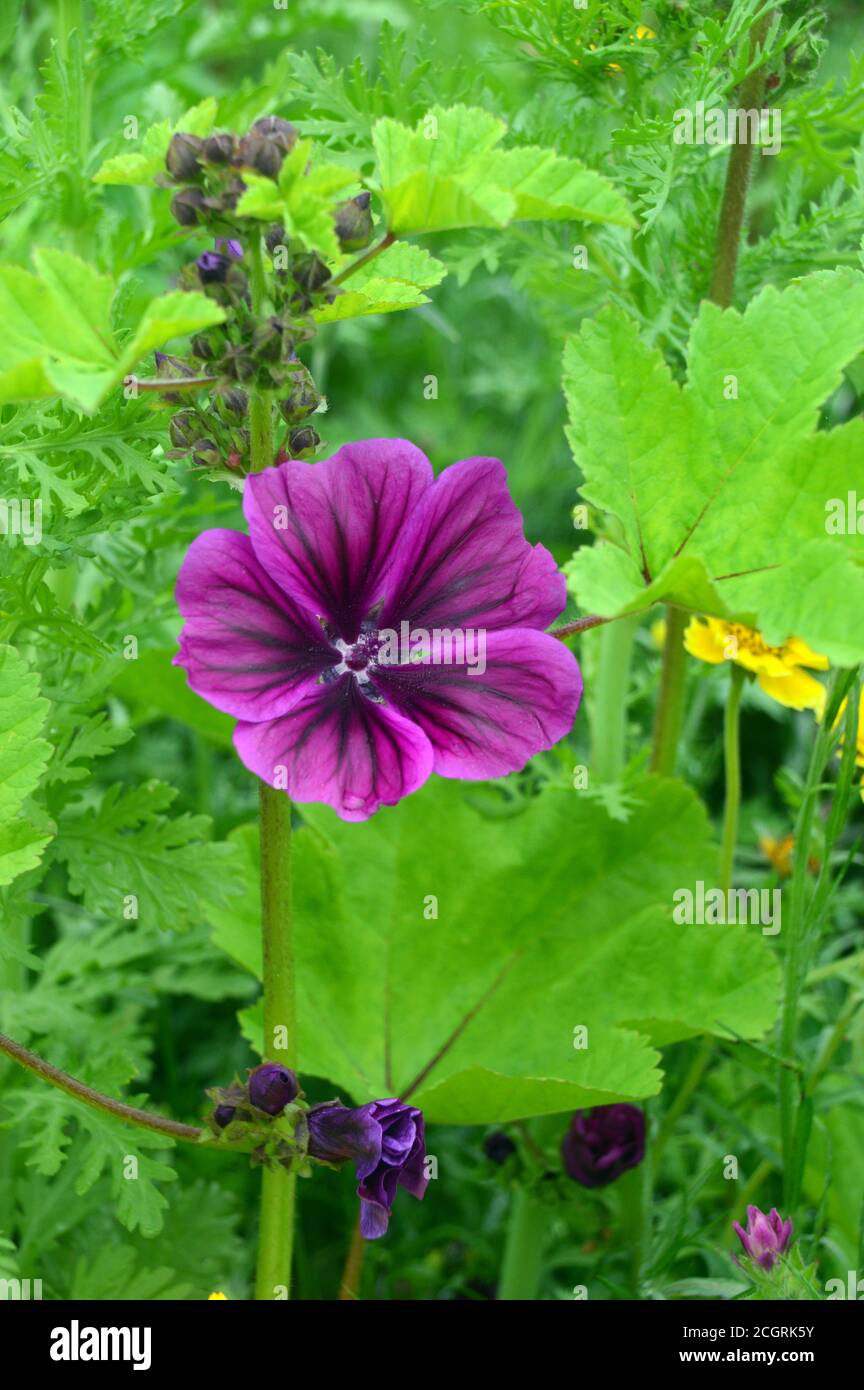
[
  {"left": 0, "top": 250, "right": 225, "bottom": 412},
  {"left": 314, "top": 243, "right": 447, "bottom": 324},
  {"left": 372, "top": 104, "right": 633, "bottom": 236},
  {"left": 210, "top": 777, "right": 779, "bottom": 1125},
  {"left": 563, "top": 270, "right": 864, "bottom": 662}
]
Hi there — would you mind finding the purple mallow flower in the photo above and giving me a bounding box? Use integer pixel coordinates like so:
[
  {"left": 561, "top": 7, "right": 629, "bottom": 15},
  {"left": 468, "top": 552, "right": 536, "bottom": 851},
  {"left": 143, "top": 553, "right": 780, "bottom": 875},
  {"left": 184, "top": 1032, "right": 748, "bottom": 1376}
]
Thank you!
[
  {"left": 733, "top": 1205, "right": 793, "bottom": 1271},
  {"left": 562, "top": 1104, "right": 646, "bottom": 1188},
  {"left": 307, "top": 1099, "right": 428, "bottom": 1239},
  {"left": 248, "top": 1062, "right": 299, "bottom": 1115},
  {"left": 215, "top": 237, "right": 243, "bottom": 259},
  {"left": 174, "top": 439, "right": 582, "bottom": 820}
]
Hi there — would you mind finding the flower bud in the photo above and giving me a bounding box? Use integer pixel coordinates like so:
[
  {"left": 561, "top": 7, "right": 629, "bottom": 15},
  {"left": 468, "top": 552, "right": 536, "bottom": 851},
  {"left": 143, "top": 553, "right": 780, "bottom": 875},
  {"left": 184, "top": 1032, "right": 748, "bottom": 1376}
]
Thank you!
[
  {"left": 170, "top": 186, "right": 207, "bottom": 226},
  {"left": 196, "top": 250, "right": 231, "bottom": 284},
  {"left": 265, "top": 223, "right": 287, "bottom": 255},
  {"left": 251, "top": 316, "right": 286, "bottom": 364},
  {"left": 562, "top": 1104, "right": 645, "bottom": 1188},
  {"left": 214, "top": 386, "right": 248, "bottom": 420},
  {"left": 169, "top": 410, "right": 199, "bottom": 448},
  {"left": 215, "top": 237, "right": 243, "bottom": 260},
  {"left": 292, "top": 252, "right": 331, "bottom": 294},
  {"left": 166, "top": 131, "right": 204, "bottom": 180},
  {"left": 191, "top": 332, "right": 218, "bottom": 361},
  {"left": 191, "top": 438, "right": 221, "bottom": 469},
  {"left": 236, "top": 133, "right": 285, "bottom": 179},
  {"left": 277, "top": 365, "right": 320, "bottom": 423},
  {"left": 334, "top": 191, "right": 373, "bottom": 252},
  {"left": 248, "top": 1063, "right": 299, "bottom": 1115},
  {"left": 483, "top": 1131, "right": 516, "bottom": 1165},
  {"left": 288, "top": 426, "right": 320, "bottom": 457},
  {"left": 203, "top": 132, "right": 236, "bottom": 164},
  {"left": 251, "top": 116, "right": 298, "bottom": 151},
  {"left": 733, "top": 1206, "right": 793, "bottom": 1271},
  {"left": 213, "top": 1104, "right": 236, "bottom": 1128}
]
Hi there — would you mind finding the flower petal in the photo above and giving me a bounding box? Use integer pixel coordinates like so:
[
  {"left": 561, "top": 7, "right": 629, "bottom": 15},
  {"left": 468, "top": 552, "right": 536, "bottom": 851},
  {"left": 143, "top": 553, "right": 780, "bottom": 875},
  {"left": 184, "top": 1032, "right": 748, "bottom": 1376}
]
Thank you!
[
  {"left": 243, "top": 439, "right": 434, "bottom": 641},
  {"left": 375, "top": 628, "right": 582, "bottom": 778},
  {"left": 757, "top": 668, "right": 826, "bottom": 712},
  {"left": 233, "top": 676, "right": 434, "bottom": 820},
  {"left": 174, "top": 529, "right": 337, "bottom": 720},
  {"left": 684, "top": 616, "right": 727, "bottom": 664},
  {"left": 380, "top": 456, "right": 566, "bottom": 633}
]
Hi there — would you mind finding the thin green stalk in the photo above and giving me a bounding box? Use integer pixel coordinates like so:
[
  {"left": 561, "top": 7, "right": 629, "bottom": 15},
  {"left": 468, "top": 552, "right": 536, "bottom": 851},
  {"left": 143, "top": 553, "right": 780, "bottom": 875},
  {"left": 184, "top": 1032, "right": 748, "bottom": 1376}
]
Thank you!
[
  {"left": 649, "top": 607, "right": 688, "bottom": 776},
  {"left": 498, "top": 1189, "right": 552, "bottom": 1301},
  {"left": 591, "top": 613, "right": 640, "bottom": 781},
  {"left": 248, "top": 232, "right": 274, "bottom": 474},
  {"left": 721, "top": 664, "right": 745, "bottom": 894}
]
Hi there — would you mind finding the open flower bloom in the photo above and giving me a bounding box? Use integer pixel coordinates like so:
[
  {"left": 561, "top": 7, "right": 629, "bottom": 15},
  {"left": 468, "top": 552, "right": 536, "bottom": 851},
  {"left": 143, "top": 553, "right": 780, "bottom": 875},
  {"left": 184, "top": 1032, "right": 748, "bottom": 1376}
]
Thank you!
[
  {"left": 175, "top": 439, "right": 582, "bottom": 819},
  {"left": 684, "top": 616, "right": 828, "bottom": 713},
  {"left": 307, "top": 1098, "right": 428, "bottom": 1238},
  {"left": 733, "top": 1205, "right": 793, "bottom": 1271}
]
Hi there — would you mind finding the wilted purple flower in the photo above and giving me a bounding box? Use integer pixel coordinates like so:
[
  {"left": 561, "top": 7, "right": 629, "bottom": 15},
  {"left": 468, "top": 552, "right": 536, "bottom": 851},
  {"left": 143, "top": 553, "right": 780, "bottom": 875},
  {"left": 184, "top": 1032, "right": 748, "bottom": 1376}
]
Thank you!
[
  {"left": 562, "top": 1104, "right": 645, "bottom": 1188},
  {"left": 248, "top": 1062, "right": 299, "bottom": 1115},
  {"left": 307, "top": 1099, "right": 428, "bottom": 1239},
  {"left": 174, "top": 440, "right": 582, "bottom": 820},
  {"left": 733, "top": 1206, "right": 793, "bottom": 1271}
]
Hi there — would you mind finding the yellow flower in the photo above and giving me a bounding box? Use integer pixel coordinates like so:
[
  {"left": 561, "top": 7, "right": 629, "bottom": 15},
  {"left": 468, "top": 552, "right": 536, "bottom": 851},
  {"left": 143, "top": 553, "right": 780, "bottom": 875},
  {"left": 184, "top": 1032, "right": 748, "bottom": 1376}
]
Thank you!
[
  {"left": 684, "top": 616, "right": 828, "bottom": 712},
  {"left": 208, "top": 1291, "right": 228, "bottom": 1300},
  {"left": 636, "top": 25, "right": 656, "bottom": 41},
  {"left": 759, "top": 833, "right": 794, "bottom": 878}
]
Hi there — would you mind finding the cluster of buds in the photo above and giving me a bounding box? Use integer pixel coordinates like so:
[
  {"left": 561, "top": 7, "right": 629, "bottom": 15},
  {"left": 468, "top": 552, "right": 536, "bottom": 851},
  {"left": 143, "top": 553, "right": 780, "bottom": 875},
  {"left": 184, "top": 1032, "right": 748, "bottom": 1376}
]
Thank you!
[
  {"left": 152, "top": 115, "right": 382, "bottom": 474},
  {"left": 206, "top": 1062, "right": 305, "bottom": 1169}
]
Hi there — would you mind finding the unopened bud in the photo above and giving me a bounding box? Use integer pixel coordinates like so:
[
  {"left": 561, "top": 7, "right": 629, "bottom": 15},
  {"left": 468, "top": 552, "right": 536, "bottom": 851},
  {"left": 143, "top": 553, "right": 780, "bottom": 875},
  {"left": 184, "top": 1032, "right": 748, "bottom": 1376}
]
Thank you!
[
  {"left": 170, "top": 186, "right": 207, "bottom": 226},
  {"left": 191, "top": 438, "right": 221, "bottom": 468},
  {"left": 277, "top": 365, "right": 320, "bottom": 423},
  {"left": 166, "top": 132, "right": 204, "bottom": 180},
  {"left": 288, "top": 425, "right": 320, "bottom": 457},
  {"left": 248, "top": 1063, "right": 300, "bottom": 1115},
  {"left": 213, "top": 1104, "right": 236, "bottom": 1129},
  {"left": 334, "top": 191, "right": 373, "bottom": 252},
  {"left": 169, "top": 410, "right": 199, "bottom": 448},
  {"left": 196, "top": 250, "right": 230, "bottom": 284},
  {"left": 250, "top": 116, "right": 298, "bottom": 151},
  {"left": 292, "top": 252, "right": 331, "bottom": 293},
  {"left": 236, "top": 133, "right": 284, "bottom": 179},
  {"left": 203, "top": 132, "right": 236, "bottom": 164},
  {"left": 252, "top": 316, "right": 285, "bottom": 363}
]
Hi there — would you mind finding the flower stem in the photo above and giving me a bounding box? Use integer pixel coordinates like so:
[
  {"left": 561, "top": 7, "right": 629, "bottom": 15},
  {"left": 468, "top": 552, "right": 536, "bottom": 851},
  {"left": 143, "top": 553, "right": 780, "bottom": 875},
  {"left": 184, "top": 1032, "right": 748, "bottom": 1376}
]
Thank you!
[
  {"left": 649, "top": 607, "right": 688, "bottom": 776},
  {"left": 0, "top": 1031, "right": 208, "bottom": 1145},
  {"left": 331, "top": 231, "right": 395, "bottom": 286},
  {"left": 254, "top": 782, "right": 297, "bottom": 1301},
  {"left": 247, "top": 230, "right": 298, "bottom": 1300},
  {"left": 248, "top": 231, "right": 274, "bottom": 473},
  {"left": 721, "top": 663, "right": 746, "bottom": 895},
  {"left": 591, "top": 613, "right": 639, "bottom": 781},
  {"left": 497, "top": 1189, "right": 551, "bottom": 1301},
  {"left": 338, "top": 1216, "right": 366, "bottom": 1300},
  {"left": 708, "top": 12, "right": 774, "bottom": 310}
]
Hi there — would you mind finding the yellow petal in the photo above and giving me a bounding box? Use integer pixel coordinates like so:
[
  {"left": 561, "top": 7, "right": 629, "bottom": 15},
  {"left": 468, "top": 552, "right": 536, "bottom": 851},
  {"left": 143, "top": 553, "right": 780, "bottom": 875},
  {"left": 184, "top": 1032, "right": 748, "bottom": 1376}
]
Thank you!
[
  {"left": 684, "top": 616, "right": 727, "bottom": 664},
  {"left": 636, "top": 25, "right": 656, "bottom": 40},
  {"left": 784, "top": 635, "right": 829, "bottom": 671},
  {"left": 757, "top": 668, "right": 826, "bottom": 713},
  {"left": 208, "top": 1292, "right": 228, "bottom": 1300}
]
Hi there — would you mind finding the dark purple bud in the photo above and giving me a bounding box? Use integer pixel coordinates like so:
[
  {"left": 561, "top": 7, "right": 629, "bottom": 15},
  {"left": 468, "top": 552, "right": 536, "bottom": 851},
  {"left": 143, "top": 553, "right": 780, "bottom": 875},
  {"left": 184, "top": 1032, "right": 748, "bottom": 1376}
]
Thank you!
[
  {"left": 166, "top": 131, "right": 204, "bottom": 180},
  {"left": 287, "top": 425, "right": 320, "bottom": 457},
  {"left": 191, "top": 438, "right": 221, "bottom": 469},
  {"left": 169, "top": 410, "right": 199, "bottom": 448},
  {"left": 236, "top": 133, "right": 285, "bottom": 179},
  {"left": 196, "top": 250, "right": 230, "bottom": 284},
  {"left": 265, "top": 223, "right": 286, "bottom": 255},
  {"left": 203, "top": 132, "right": 236, "bottom": 164},
  {"left": 248, "top": 1063, "right": 299, "bottom": 1115},
  {"left": 733, "top": 1206, "right": 793, "bottom": 1271},
  {"left": 170, "top": 186, "right": 207, "bottom": 226},
  {"left": 250, "top": 116, "right": 298, "bottom": 151},
  {"left": 334, "top": 192, "right": 373, "bottom": 252},
  {"left": 483, "top": 1131, "right": 516, "bottom": 1165},
  {"left": 214, "top": 386, "right": 248, "bottom": 419},
  {"left": 292, "top": 252, "right": 331, "bottom": 293},
  {"left": 308, "top": 1099, "right": 429, "bottom": 1239},
  {"left": 562, "top": 1104, "right": 645, "bottom": 1188},
  {"left": 214, "top": 1104, "right": 236, "bottom": 1129}
]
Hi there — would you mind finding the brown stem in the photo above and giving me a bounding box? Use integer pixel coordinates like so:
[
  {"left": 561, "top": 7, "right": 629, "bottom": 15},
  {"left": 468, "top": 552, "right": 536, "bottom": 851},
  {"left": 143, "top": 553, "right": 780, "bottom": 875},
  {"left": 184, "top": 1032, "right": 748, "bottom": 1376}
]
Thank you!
[
  {"left": 0, "top": 1031, "right": 206, "bottom": 1145},
  {"left": 338, "top": 1216, "right": 366, "bottom": 1300},
  {"left": 331, "top": 231, "right": 396, "bottom": 286},
  {"left": 708, "top": 11, "right": 774, "bottom": 309},
  {"left": 125, "top": 375, "right": 217, "bottom": 393}
]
